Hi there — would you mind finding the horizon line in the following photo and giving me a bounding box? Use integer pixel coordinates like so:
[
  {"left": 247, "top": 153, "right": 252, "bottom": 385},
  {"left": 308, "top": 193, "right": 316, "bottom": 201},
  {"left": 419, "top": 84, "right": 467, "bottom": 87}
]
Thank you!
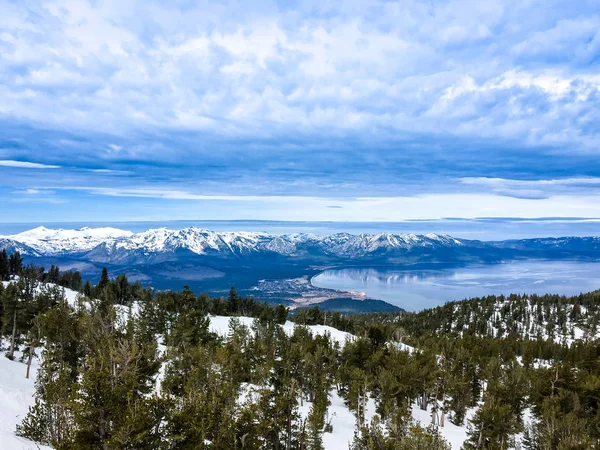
[{"left": 2, "top": 217, "right": 600, "bottom": 225}]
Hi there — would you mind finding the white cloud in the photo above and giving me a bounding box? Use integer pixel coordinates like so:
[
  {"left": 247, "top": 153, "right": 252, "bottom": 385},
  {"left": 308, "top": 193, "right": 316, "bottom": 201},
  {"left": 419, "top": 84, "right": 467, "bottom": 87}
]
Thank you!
[
  {"left": 57, "top": 186, "right": 600, "bottom": 221},
  {"left": 82, "top": 187, "right": 324, "bottom": 202},
  {"left": 87, "top": 169, "right": 131, "bottom": 174},
  {"left": 0, "top": 0, "right": 598, "bottom": 150},
  {"left": 461, "top": 177, "right": 600, "bottom": 187},
  {"left": 458, "top": 177, "right": 600, "bottom": 200},
  {"left": 0, "top": 160, "right": 60, "bottom": 169}
]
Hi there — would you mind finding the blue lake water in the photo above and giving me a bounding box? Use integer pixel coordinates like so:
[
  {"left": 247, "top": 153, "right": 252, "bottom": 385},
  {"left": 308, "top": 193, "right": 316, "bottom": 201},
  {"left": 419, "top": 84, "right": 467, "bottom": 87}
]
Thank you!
[{"left": 311, "top": 261, "right": 600, "bottom": 311}]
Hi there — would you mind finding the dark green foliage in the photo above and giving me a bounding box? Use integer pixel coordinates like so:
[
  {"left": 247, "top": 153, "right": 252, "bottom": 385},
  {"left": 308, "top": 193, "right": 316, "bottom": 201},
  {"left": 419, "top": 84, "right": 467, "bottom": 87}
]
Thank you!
[
  {"left": 0, "top": 248, "right": 8, "bottom": 280},
  {"left": 276, "top": 303, "right": 289, "bottom": 324},
  {"left": 83, "top": 280, "right": 93, "bottom": 297},
  {"left": 351, "top": 417, "right": 450, "bottom": 450},
  {"left": 5, "top": 256, "right": 600, "bottom": 450},
  {"left": 9, "top": 250, "right": 23, "bottom": 276}
]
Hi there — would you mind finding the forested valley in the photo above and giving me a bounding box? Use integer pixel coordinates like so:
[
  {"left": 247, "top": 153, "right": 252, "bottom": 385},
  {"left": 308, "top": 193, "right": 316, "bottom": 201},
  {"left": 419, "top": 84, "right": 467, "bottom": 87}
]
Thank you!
[{"left": 0, "top": 248, "right": 599, "bottom": 449}]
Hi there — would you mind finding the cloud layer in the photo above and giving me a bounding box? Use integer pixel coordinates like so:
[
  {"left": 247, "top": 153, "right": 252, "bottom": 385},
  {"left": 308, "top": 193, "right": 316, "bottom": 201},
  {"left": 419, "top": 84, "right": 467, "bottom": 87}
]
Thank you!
[{"left": 1, "top": 0, "right": 599, "bottom": 222}]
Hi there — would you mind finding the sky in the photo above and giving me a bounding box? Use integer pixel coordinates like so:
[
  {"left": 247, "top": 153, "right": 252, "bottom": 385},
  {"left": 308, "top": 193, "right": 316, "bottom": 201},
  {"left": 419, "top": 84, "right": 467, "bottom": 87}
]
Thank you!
[{"left": 1, "top": 0, "right": 600, "bottom": 225}]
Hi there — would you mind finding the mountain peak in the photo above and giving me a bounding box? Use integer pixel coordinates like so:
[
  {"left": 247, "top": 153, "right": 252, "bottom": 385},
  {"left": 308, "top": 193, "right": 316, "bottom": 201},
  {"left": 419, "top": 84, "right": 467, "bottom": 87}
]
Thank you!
[
  {"left": 1, "top": 226, "right": 469, "bottom": 258},
  {"left": 4, "top": 226, "right": 133, "bottom": 254}
]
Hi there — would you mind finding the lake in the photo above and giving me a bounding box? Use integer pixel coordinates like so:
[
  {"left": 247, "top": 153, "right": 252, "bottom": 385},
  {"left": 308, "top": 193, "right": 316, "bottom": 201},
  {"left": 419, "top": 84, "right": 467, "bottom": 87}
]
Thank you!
[{"left": 311, "top": 260, "right": 600, "bottom": 311}]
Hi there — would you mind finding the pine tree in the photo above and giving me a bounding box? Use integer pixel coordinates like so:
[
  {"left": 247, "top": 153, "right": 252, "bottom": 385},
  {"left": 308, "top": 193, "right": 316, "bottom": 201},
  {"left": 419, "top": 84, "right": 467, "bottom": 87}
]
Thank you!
[
  {"left": 463, "top": 396, "right": 519, "bottom": 450},
  {"left": 447, "top": 348, "right": 474, "bottom": 426},
  {"left": 83, "top": 279, "right": 93, "bottom": 298},
  {"left": 306, "top": 382, "right": 329, "bottom": 450},
  {"left": 47, "top": 265, "right": 60, "bottom": 284},
  {"left": 0, "top": 249, "right": 9, "bottom": 281},
  {"left": 68, "top": 305, "right": 163, "bottom": 449},
  {"left": 8, "top": 251, "right": 23, "bottom": 276},
  {"left": 17, "top": 298, "right": 81, "bottom": 446},
  {"left": 275, "top": 304, "right": 288, "bottom": 324},
  {"left": 114, "top": 273, "right": 130, "bottom": 305},
  {"left": 95, "top": 268, "right": 117, "bottom": 313},
  {"left": 228, "top": 286, "right": 239, "bottom": 315},
  {"left": 1, "top": 279, "right": 34, "bottom": 360}
]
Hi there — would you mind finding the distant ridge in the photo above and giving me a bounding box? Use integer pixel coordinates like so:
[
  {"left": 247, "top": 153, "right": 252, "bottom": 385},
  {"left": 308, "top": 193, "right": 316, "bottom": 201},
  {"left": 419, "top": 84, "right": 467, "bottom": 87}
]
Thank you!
[
  {"left": 2, "top": 227, "right": 600, "bottom": 265},
  {"left": 1, "top": 226, "right": 467, "bottom": 259}
]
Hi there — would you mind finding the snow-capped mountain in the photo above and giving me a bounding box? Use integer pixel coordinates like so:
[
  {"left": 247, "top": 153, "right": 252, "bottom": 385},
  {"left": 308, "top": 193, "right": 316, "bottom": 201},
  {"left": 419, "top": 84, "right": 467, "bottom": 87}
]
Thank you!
[
  {"left": 314, "top": 232, "right": 464, "bottom": 257},
  {"left": 0, "top": 238, "right": 41, "bottom": 257},
  {"left": 5, "top": 226, "right": 133, "bottom": 255},
  {"left": 2, "top": 227, "right": 600, "bottom": 269},
  {"left": 0, "top": 226, "right": 466, "bottom": 260}
]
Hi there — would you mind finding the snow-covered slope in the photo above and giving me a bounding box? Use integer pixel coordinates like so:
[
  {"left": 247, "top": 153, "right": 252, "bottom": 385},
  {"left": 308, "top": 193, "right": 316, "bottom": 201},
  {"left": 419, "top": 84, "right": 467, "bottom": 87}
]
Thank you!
[
  {"left": 1, "top": 307, "right": 525, "bottom": 450},
  {"left": 2, "top": 279, "right": 81, "bottom": 306},
  {"left": 0, "top": 238, "right": 41, "bottom": 257},
  {"left": 210, "top": 315, "right": 477, "bottom": 449},
  {"left": 0, "top": 355, "right": 52, "bottom": 450},
  {"left": 208, "top": 315, "right": 355, "bottom": 346},
  {"left": 429, "top": 295, "right": 600, "bottom": 346},
  {"left": 106, "top": 228, "right": 272, "bottom": 255}
]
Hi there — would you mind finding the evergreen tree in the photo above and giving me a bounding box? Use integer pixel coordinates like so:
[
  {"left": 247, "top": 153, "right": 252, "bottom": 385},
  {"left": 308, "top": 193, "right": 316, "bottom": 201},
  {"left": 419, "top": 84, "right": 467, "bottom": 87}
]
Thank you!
[
  {"left": 1, "top": 282, "right": 20, "bottom": 359},
  {"left": 0, "top": 249, "right": 9, "bottom": 280},
  {"left": 463, "top": 396, "right": 520, "bottom": 450},
  {"left": 17, "top": 298, "right": 81, "bottom": 446},
  {"left": 95, "top": 267, "right": 110, "bottom": 295},
  {"left": 114, "top": 273, "right": 130, "bottom": 305},
  {"left": 68, "top": 305, "right": 162, "bottom": 449},
  {"left": 276, "top": 303, "right": 289, "bottom": 324},
  {"left": 83, "top": 280, "right": 93, "bottom": 298},
  {"left": 8, "top": 251, "right": 23, "bottom": 276},
  {"left": 228, "top": 286, "right": 239, "bottom": 315}
]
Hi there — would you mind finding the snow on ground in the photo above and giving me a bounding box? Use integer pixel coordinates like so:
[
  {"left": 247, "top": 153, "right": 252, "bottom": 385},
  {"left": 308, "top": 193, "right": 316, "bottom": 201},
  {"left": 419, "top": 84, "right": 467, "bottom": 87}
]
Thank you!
[
  {"left": 295, "top": 390, "right": 378, "bottom": 450},
  {"left": 0, "top": 310, "right": 518, "bottom": 450},
  {"left": 0, "top": 354, "right": 52, "bottom": 450},
  {"left": 154, "top": 341, "right": 168, "bottom": 395},
  {"left": 325, "top": 392, "right": 377, "bottom": 449},
  {"left": 412, "top": 401, "right": 473, "bottom": 449},
  {"left": 2, "top": 280, "right": 80, "bottom": 307},
  {"left": 388, "top": 341, "right": 416, "bottom": 354},
  {"left": 411, "top": 401, "right": 533, "bottom": 449},
  {"left": 208, "top": 315, "right": 355, "bottom": 346},
  {"left": 61, "top": 286, "right": 80, "bottom": 306},
  {"left": 451, "top": 299, "right": 599, "bottom": 346}
]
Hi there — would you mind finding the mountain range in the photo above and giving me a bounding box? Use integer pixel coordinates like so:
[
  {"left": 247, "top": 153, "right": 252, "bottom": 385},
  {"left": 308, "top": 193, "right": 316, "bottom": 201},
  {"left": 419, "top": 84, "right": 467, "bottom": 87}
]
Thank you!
[
  {"left": 1, "top": 226, "right": 469, "bottom": 260},
  {"left": 5, "top": 226, "right": 600, "bottom": 262},
  {"left": 2, "top": 226, "right": 600, "bottom": 311}
]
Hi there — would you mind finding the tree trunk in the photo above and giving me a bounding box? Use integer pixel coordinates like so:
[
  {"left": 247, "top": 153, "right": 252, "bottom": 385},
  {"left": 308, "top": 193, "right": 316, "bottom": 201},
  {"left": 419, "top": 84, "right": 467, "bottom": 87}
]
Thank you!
[
  {"left": 420, "top": 393, "right": 428, "bottom": 410},
  {"left": 287, "top": 380, "right": 296, "bottom": 450},
  {"left": 357, "top": 390, "right": 362, "bottom": 426},
  {"left": 440, "top": 387, "right": 445, "bottom": 428},
  {"left": 26, "top": 336, "right": 34, "bottom": 379},
  {"left": 361, "top": 380, "right": 367, "bottom": 425},
  {"left": 8, "top": 308, "right": 17, "bottom": 360}
]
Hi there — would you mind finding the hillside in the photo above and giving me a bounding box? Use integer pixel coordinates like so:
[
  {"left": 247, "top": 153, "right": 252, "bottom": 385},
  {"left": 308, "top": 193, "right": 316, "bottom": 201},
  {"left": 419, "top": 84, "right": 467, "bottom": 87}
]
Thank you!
[
  {"left": 1, "top": 267, "right": 599, "bottom": 449},
  {"left": 399, "top": 291, "right": 600, "bottom": 345}
]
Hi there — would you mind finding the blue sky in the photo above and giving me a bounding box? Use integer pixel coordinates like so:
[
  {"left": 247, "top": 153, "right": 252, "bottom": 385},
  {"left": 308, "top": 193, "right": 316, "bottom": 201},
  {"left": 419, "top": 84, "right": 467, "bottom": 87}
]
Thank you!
[{"left": 1, "top": 0, "right": 600, "bottom": 223}]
